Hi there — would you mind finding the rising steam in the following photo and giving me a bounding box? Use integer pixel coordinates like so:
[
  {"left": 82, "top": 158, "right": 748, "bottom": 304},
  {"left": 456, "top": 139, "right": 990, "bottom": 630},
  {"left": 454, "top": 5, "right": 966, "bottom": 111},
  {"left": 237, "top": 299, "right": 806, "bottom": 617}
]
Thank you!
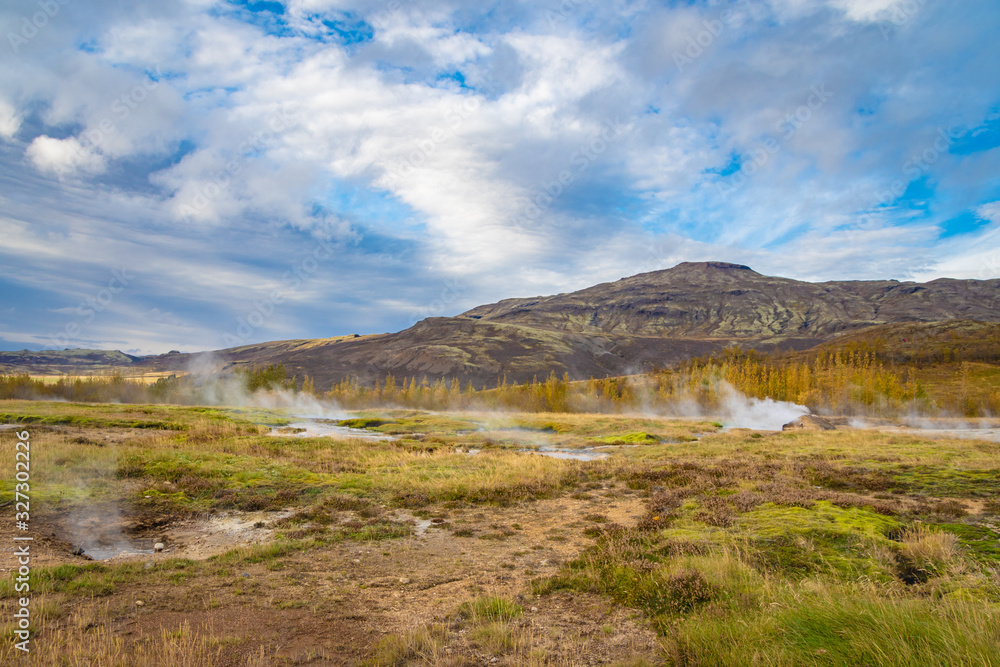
[
  {"left": 654, "top": 380, "right": 810, "bottom": 430},
  {"left": 182, "top": 353, "right": 344, "bottom": 418}
]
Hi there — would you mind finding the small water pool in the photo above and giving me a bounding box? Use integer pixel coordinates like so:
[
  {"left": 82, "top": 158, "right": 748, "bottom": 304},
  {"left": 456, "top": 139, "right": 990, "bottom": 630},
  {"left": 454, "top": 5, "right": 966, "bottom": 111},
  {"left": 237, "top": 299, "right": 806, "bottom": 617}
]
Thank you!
[{"left": 270, "top": 418, "right": 394, "bottom": 440}]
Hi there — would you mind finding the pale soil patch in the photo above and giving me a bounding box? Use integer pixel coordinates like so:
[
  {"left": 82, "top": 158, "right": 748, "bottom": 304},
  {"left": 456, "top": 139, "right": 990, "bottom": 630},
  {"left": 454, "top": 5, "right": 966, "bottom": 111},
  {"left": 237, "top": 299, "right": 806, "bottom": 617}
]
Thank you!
[
  {"left": 5, "top": 489, "right": 661, "bottom": 665},
  {"left": 160, "top": 510, "right": 295, "bottom": 560}
]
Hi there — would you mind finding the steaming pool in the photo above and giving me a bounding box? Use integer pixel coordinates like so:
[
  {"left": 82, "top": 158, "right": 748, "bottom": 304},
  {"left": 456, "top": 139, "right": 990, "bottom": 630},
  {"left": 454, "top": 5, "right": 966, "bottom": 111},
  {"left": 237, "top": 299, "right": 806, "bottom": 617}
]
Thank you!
[
  {"left": 83, "top": 540, "right": 157, "bottom": 561},
  {"left": 271, "top": 418, "right": 395, "bottom": 440},
  {"left": 269, "top": 417, "right": 613, "bottom": 460},
  {"left": 267, "top": 414, "right": 1000, "bottom": 469}
]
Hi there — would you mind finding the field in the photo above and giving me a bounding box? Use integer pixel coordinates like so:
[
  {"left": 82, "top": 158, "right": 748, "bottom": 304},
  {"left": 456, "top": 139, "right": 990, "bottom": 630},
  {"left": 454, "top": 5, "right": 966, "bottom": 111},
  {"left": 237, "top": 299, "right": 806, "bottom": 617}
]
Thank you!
[{"left": 1, "top": 400, "right": 999, "bottom": 665}]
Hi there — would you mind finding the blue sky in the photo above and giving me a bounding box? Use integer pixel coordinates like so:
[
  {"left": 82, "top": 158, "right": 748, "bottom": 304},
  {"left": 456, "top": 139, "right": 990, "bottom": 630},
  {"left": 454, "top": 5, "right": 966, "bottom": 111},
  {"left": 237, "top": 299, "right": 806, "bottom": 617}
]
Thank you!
[{"left": 1, "top": 0, "right": 999, "bottom": 354}]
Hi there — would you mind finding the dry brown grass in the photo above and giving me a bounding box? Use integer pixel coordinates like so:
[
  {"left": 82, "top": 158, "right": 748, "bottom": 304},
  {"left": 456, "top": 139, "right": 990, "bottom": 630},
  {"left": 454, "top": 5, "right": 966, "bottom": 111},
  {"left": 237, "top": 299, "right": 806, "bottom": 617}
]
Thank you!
[
  {"left": 897, "top": 526, "right": 965, "bottom": 581},
  {"left": 0, "top": 614, "right": 231, "bottom": 666}
]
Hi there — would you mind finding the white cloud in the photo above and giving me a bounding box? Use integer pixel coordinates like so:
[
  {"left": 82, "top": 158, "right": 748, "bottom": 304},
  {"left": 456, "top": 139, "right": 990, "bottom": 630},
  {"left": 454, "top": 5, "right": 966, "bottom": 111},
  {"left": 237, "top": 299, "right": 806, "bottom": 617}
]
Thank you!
[
  {"left": 25, "top": 136, "right": 106, "bottom": 177},
  {"left": 827, "top": 0, "right": 918, "bottom": 23},
  {"left": 2, "top": 0, "right": 1000, "bottom": 352},
  {"left": 976, "top": 200, "right": 1000, "bottom": 224},
  {"left": 0, "top": 99, "right": 20, "bottom": 139},
  {"left": 908, "top": 202, "right": 1000, "bottom": 281}
]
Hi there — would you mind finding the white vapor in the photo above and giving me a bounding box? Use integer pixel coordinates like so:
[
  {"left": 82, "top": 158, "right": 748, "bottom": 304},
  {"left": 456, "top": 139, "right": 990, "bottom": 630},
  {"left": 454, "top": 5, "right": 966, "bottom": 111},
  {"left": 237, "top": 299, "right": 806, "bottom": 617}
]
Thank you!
[{"left": 716, "top": 384, "right": 810, "bottom": 431}]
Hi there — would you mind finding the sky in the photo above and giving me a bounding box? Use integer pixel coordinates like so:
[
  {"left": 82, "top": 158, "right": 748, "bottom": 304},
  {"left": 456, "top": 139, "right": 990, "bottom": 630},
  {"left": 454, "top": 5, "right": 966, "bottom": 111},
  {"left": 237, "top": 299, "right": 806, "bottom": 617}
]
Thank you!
[{"left": 1, "top": 0, "right": 999, "bottom": 355}]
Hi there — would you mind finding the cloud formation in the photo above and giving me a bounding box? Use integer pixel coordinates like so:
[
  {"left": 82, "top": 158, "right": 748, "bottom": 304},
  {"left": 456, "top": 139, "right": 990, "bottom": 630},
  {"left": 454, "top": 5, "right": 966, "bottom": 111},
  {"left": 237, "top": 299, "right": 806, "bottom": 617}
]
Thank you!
[{"left": 1, "top": 0, "right": 999, "bottom": 353}]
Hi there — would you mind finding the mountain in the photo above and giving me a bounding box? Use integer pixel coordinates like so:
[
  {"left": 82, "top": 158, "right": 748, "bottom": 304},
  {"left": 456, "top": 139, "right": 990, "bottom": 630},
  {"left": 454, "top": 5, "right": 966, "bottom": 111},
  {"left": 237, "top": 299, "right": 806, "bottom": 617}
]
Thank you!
[
  {"left": 0, "top": 349, "right": 139, "bottom": 375},
  {"left": 462, "top": 262, "right": 1000, "bottom": 338},
  {"left": 8, "top": 262, "right": 1000, "bottom": 388}
]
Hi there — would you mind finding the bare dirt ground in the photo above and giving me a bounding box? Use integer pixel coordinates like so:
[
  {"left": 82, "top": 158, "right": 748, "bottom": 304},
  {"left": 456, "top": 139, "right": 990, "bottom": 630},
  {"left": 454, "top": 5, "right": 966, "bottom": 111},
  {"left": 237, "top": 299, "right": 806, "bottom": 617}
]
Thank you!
[{"left": 2, "top": 491, "right": 660, "bottom": 665}]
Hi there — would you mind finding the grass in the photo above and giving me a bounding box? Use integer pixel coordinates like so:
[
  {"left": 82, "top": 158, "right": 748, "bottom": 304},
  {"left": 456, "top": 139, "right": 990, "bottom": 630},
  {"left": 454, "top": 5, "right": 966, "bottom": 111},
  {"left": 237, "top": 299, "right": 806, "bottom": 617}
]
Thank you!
[
  {"left": 4, "top": 400, "right": 1000, "bottom": 664},
  {"left": 0, "top": 617, "right": 231, "bottom": 666},
  {"left": 1, "top": 402, "right": 589, "bottom": 509},
  {"left": 0, "top": 412, "right": 186, "bottom": 430},
  {"left": 457, "top": 596, "right": 523, "bottom": 622},
  {"left": 896, "top": 526, "right": 963, "bottom": 581},
  {"left": 665, "top": 584, "right": 1000, "bottom": 666},
  {"left": 367, "top": 625, "right": 452, "bottom": 666},
  {"left": 930, "top": 522, "right": 1000, "bottom": 564},
  {"left": 527, "top": 420, "right": 1000, "bottom": 664},
  {"left": 595, "top": 432, "right": 667, "bottom": 445},
  {"left": 540, "top": 535, "right": 1000, "bottom": 665},
  {"left": 341, "top": 410, "right": 481, "bottom": 434},
  {"left": 369, "top": 597, "right": 532, "bottom": 666}
]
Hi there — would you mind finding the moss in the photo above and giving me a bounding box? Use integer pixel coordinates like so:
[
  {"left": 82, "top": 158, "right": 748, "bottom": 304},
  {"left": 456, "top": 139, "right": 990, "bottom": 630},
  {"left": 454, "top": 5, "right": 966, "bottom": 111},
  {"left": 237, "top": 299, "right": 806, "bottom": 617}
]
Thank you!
[
  {"left": 933, "top": 522, "right": 1000, "bottom": 564},
  {"left": 738, "top": 501, "right": 900, "bottom": 580},
  {"left": 739, "top": 501, "right": 900, "bottom": 540},
  {"left": 596, "top": 432, "right": 663, "bottom": 446},
  {"left": 338, "top": 418, "right": 394, "bottom": 429},
  {"left": 0, "top": 413, "right": 186, "bottom": 430},
  {"left": 658, "top": 524, "right": 725, "bottom": 544},
  {"left": 746, "top": 536, "right": 831, "bottom": 576},
  {"left": 943, "top": 587, "right": 989, "bottom": 602},
  {"left": 891, "top": 466, "right": 1000, "bottom": 498},
  {"left": 346, "top": 411, "right": 479, "bottom": 434}
]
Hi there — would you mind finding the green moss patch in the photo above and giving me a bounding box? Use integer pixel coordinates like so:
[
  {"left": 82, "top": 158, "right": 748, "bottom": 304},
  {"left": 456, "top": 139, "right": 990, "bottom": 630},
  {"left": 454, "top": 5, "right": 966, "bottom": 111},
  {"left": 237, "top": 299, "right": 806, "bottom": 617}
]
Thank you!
[
  {"left": 891, "top": 466, "right": 1000, "bottom": 498},
  {"left": 338, "top": 417, "right": 394, "bottom": 429},
  {"left": 934, "top": 522, "right": 1000, "bottom": 564},
  {"left": 0, "top": 413, "right": 185, "bottom": 430},
  {"left": 740, "top": 501, "right": 901, "bottom": 540},
  {"left": 738, "top": 501, "right": 900, "bottom": 579},
  {"left": 595, "top": 432, "right": 663, "bottom": 445}
]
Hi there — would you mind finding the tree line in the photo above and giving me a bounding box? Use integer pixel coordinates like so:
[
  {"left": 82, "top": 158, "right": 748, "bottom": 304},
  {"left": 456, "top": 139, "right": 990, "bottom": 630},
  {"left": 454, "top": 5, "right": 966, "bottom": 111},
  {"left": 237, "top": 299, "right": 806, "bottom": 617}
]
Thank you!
[{"left": 3, "top": 345, "right": 999, "bottom": 417}]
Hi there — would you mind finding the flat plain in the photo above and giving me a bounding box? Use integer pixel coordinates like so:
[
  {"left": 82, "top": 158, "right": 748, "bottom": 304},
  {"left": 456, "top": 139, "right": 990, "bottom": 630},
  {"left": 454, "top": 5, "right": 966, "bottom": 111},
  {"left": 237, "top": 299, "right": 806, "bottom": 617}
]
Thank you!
[{"left": 1, "top": 400, "right": 999, "bottom": 665}]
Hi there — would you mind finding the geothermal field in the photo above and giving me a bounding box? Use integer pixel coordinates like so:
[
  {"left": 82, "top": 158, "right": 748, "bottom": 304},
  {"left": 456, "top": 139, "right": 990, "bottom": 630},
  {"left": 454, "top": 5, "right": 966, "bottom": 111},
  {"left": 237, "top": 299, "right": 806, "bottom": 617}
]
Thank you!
[{"left": 2, "top": 397, "right": 999, "bottom": 665}]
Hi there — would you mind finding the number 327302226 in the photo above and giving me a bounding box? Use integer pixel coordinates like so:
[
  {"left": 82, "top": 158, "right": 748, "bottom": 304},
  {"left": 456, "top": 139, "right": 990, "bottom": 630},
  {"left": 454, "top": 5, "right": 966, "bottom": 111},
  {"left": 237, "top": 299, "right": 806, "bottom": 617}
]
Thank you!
[{"left": 15, "top": 430, "right": 30, "bottom": 522}]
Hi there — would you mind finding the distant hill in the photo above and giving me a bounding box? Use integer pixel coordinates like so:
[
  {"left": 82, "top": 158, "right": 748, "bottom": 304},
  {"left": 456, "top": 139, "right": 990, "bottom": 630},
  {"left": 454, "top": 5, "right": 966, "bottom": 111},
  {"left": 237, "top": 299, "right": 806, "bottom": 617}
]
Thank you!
[
  {"left": 0, "top": 349, "right": 139, "bottom": 375},
  {"left": 5, "top": 262, "right": 1000, "bottom": 388}
]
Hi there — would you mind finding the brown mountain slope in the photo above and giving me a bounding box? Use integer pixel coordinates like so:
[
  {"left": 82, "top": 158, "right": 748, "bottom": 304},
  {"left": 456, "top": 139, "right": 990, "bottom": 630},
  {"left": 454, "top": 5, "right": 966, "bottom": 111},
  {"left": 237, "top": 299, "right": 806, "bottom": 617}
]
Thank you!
[
  {"left": 139, "top": 319, "right": 731, "bottom": 388},
  {"left": 10, "top": 262, "right": 1000, "bottom": 389},
  {"left": 462, "top": 262, "right": 1000, "bottom": 339}
]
